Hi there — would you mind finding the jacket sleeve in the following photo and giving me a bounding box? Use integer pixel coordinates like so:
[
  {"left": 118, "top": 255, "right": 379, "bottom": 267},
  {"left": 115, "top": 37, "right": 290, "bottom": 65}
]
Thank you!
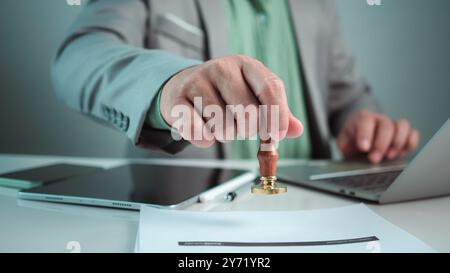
[
  {"left": 325, "top": 0, "right": 380, "bottom": 137},
  {"left": 51, "top": 0, "right": 199, "bottom": 154}
]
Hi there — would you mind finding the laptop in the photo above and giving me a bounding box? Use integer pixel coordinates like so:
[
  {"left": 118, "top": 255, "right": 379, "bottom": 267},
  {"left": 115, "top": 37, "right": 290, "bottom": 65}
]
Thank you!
[{"left": 278, "top": 118, "right": 450, "bottom": 203}]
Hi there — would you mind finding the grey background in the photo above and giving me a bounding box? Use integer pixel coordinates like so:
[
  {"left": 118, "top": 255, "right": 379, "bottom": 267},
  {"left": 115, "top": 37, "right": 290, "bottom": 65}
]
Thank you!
[{"left": 0, "top": 0, "right": 448, "bottom": 158}]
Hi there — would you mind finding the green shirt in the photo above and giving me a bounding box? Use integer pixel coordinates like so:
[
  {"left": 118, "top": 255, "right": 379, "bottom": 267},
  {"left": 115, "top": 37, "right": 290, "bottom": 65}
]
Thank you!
[{"left": 148, "top": 0, "right": 311, "bottom": 159}]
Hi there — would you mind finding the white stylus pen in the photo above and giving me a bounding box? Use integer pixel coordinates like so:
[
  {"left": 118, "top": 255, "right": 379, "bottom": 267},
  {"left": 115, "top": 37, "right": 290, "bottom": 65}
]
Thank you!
[{"left": 198, "top": 172, "right": 256, "bottom": 203}]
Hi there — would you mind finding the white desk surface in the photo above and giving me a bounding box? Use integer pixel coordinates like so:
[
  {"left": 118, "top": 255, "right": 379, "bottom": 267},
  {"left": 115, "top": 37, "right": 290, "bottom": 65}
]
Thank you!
[{"left": 0, "top": 154, "right": 449, "bottom": 253}]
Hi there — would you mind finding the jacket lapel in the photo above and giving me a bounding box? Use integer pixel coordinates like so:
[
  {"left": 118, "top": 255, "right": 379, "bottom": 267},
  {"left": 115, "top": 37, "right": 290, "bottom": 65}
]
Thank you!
[
  {"left": 289, "top": 0, "right": 331, "bottom": 157},
  {"left": 197, "top": 0, "right": 229, "bottom": 58}
]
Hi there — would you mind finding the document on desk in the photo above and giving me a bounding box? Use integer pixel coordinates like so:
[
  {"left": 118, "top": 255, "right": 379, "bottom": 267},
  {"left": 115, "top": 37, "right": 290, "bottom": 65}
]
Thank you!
[{"left": 135, "top": 204, "right": 434, "bottom": 253}]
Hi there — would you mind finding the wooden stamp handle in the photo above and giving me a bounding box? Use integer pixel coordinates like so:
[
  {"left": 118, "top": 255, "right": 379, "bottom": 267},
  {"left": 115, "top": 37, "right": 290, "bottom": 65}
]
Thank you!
[{"left": 257, "top": 139, "right": 278, "bottom": 177}]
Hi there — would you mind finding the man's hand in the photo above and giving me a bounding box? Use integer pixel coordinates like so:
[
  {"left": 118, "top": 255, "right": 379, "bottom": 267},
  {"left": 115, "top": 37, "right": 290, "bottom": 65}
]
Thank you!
[
  {"left": 160, "top": 55, "right": 303, "bottom": 148},
  {"left": 337, "top": 110, "right": 420, "bottom": 164}
]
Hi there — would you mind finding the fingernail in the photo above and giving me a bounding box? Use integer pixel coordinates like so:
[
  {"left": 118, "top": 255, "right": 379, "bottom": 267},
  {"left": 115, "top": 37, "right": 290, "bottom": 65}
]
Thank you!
[
  {"left": 360, "top": 139, "right": 370, "bottom": 151},
  {"left": 387, "top": 150, "right": 397, "bottom": 160},
  {"left": 370, "top": 151, "right": 383, "bottom": 164}
]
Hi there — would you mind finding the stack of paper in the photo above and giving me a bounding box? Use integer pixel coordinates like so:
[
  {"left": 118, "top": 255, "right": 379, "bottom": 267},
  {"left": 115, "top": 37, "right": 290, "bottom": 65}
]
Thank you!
[{"left": 135, "top": 204, "right": 434, "bottom": 253}]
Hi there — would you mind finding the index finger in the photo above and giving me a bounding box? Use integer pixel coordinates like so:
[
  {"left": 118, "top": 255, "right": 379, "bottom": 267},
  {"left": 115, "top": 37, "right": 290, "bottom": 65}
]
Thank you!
[{"left": 241, "top": 59, "right": 291, "bottom": 141}]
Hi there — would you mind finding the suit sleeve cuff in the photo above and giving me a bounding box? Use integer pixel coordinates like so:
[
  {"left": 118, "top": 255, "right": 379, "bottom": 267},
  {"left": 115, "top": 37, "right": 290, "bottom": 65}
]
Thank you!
[{"left": 146, "top": 88, "right": 172, "bottom": 130}]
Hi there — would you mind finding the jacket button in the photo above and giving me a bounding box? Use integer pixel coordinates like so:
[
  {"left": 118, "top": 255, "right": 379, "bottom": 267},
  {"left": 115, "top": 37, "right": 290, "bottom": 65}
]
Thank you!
[
  {"left": 122, "top": 117, "right": 130, "bottom": 131},
  {"left": 102, "top": 106, "right": 110, "bottom": 119},
  {"left": 113, "top": 116, "right": 121, "bottom": 126}
]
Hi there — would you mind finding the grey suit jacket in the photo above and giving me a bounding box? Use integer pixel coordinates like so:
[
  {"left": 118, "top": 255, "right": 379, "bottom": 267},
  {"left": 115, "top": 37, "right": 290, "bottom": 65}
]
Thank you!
[{"left": 52, "top": 0, "right": 378, "bottom": 159}]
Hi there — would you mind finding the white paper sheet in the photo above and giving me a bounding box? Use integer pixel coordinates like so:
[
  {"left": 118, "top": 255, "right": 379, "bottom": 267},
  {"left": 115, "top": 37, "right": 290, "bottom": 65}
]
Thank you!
[{"left": 136, "top": 204, "right": 434, "bottom": 253}]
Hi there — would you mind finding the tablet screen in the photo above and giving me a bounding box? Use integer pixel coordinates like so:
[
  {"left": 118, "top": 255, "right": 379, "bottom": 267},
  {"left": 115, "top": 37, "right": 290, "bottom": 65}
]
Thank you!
[{"left": 21, "top": 164, "right": 247, "bottom": 207}]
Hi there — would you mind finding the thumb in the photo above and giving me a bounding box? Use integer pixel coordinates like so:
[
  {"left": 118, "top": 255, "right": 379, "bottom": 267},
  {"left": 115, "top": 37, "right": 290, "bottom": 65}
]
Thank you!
[{"left": 286, "top": 113, "right": 304, "bottom": 138}]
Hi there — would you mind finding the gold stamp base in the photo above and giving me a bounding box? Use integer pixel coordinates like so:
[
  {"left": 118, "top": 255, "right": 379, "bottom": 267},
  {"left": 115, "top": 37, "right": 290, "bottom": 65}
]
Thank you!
[{"left": 251, "top": 176, "right": 287, "bottom": 195}]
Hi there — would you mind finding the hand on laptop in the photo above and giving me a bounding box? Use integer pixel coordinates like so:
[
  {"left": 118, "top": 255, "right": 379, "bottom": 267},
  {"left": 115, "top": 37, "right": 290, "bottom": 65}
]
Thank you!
[{"left": 337, "top": 110, "right": 420, "bottom": 164}]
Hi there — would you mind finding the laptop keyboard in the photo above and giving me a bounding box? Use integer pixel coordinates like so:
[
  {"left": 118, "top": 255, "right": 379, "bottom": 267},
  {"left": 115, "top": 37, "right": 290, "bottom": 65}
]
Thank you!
[{"left": 321, "top": 170, "right": 402, "bottom": 193}]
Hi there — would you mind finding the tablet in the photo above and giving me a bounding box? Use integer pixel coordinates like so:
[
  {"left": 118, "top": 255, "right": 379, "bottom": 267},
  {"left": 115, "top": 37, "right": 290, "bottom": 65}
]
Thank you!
[
  {"left": 18, "top": 164, "right": 249, "bottom": 210},
  {"left": 0, "top": 163, "right": 103, "bottom": 189}
]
